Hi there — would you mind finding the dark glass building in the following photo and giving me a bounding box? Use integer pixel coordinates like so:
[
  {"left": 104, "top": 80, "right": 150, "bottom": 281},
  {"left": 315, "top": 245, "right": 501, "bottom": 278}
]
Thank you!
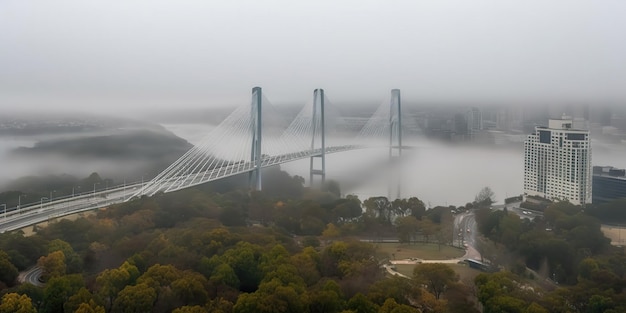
[{"left": 593, "top": 166, "right": 626, "bottom": 204}]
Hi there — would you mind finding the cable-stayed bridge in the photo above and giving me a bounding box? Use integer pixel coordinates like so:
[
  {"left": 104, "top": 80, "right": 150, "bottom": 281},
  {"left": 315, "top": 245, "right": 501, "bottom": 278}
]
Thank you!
[
  {"left": 135, "top": 88, "right": 403, "bottom": 197},
  {"left": 0, "top": 88, "right": 404, "bottom": 232}
]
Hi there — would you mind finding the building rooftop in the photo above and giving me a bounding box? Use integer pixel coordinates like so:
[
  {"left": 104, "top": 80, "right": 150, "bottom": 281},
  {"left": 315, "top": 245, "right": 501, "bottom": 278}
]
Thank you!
[{"left": 594, "top": 166, "right": 626, "bottom": 179}]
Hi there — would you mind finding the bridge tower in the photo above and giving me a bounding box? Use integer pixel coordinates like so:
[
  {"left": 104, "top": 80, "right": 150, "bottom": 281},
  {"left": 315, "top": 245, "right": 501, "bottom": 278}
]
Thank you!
[
  {"left": 309, "top": 89, "right": 326, "bottom": 186},
  {"left": 389, "top": 89, "right": 402, "bottom": 199},
  {"left": 250, "top": 87, "right": 263, "bottom": 190}
]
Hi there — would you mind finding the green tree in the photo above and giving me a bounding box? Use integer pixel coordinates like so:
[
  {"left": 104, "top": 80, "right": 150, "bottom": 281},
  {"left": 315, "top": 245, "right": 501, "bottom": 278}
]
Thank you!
[
  {"left": 418, "top": 219, "right": 438, "bottom": 243},
  {"left": 363, "top": 196, "right": 392, "bottom": 223},
  {"left": 0, "top": 293, "right": 36, "bottom": 313},
  {"left": 333, "top": 195, "right": 362, "bottom": 222},
  {"left": 395, "top": 216, "right": 419, "bottom": 244},
  {"left": 0, "top": 250, "right": 18, "bottom": 287},
  {"left": 484, "top": 296, "right": 526, "bottom": 313},
  {"left": 407, "top": 197, "right": 426, "bottom": 219},
  {"left": 233, "top": 279, "right": 307, "bottom": 313},
  {"left": 210, "top": 263, "right": 240, "bottom": 290},
  {"left": 413, "top": 263, "right": 458, "bottom": 299},
  {"left": 346, "top": 293, "right": 378, "bottom": 313},
  {"left": 475, "top": 186, "right": 495, "bottom": 206},
  {"left": 378, "top": 298, "right": 420, "bottom": 313},
  {"left": 525, "top": 302, "right": 549, "bottom": 313},
  {"left": 221, "top": 242, "right": 263, "bottom": 292},
  {"left": 367, "top": 276, "right": 412, "bottom": 305},
  {"left": 41, "top": 274, "right": 84, "bottom": 313},
  {"left": 308, "top": 280, "right": 345, "bottom": 313}
]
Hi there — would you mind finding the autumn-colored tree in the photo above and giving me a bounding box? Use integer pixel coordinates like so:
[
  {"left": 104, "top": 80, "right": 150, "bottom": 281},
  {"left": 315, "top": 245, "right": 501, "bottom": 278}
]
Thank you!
[
  {"left": 95, "top": 267, "right": 132, "bottom": 311},
  {"left": 74, "top": 301, "right": 105, "bottom": 313},
  {"left": 38, "top": 250, "right": 67, "bottom": 281},
  {"left": 322, "top": 223, "right": 341, "bottom": 240},
  {"left": 0, "top": 293, "right": 36, "bottom": 313},
  {"left": 172, "top": 306, "right": 207, "bottom": 313},
  {"left": 112, "top": 283, "right": 157, "bottom": 313},
  {"left": 47, "top": 239, "right": 82, "bottom": 273},
  {"left": 137, "top": 264, "right": 182, "bottom": 290},
  {"left": 290, "top": 247, "right": 321, "bottom": 286},
  {"left": 64, "top": 287, "right": 97, "bottom": 313},
  {"left": 171, "top": 271, "right": 210, "bottom": 306}
]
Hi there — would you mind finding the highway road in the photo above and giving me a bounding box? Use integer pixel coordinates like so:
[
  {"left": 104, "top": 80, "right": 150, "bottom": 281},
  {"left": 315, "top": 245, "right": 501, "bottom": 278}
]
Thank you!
[
  {"left": 0, "top": 184, "right": 141, "bottom": 233},
  {"left": 454, "top": 211, "right": 481, "bottom": 261},
  {"left": 0, "top": 146, "right": 368, "bottom": 233}
]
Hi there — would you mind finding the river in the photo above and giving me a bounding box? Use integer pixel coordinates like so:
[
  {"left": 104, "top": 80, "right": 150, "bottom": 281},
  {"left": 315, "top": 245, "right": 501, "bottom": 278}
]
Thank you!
[
  {"left": 1, "top": 123, "right": 624, "bottom": 208},
  {"left": 161, "top": 123, "right": 626, "bottom": 207}
]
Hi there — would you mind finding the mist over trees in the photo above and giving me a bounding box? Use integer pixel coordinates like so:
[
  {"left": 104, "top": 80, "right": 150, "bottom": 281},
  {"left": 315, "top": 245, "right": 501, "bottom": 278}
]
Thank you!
[{"left": 0, "top": 166, "right": 624, "bottom": 312}]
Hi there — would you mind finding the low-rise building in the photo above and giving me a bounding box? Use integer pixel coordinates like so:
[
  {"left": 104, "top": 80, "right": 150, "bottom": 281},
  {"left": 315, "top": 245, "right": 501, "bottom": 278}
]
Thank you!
[{"left": 593, "top": 166, "right": 626, "bottom": 204}]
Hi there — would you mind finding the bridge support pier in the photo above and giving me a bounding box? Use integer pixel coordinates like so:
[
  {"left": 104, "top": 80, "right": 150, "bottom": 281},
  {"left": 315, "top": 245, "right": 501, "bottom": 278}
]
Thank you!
[
  {"left": 250, "top": 87, "right": 263, "bottom": 191},
  {"left": 310, "top": 89, "right": 326, "bottom": 186},
  {"left": 389, "top": 89, "right": 402, "bottom": 199}
]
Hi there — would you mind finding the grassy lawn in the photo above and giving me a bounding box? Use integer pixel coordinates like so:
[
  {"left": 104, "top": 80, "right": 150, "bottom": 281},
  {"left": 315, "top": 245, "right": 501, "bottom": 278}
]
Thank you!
[
  {"left": 394, "top": 263, "right": 483, "bottom": 283},
  {"left": 375, "top": 242, "right": 465, "bottom": 261}
]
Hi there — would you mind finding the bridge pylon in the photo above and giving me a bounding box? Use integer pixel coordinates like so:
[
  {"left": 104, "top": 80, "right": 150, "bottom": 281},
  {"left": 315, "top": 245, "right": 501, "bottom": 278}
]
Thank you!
[
  {"left": 389, "top": 89, "right": 402, "bottom": 199},
  {"left": 250, "top": 87, "right": 263, "bottom": 190},
  {"left": 309, "top": 89, "right": 326, "bottom": 186}
]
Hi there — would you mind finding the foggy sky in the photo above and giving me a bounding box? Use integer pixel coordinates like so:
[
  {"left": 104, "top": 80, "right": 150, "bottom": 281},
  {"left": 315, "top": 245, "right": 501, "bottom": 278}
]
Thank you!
[{"left": 1, "top": 0, "right": 625, "bottom": 114}]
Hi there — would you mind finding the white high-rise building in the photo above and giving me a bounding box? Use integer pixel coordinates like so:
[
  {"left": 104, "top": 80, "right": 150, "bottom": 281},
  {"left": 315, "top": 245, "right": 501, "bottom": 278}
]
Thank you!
[{"left": 523, "top": 116, "right": 592, "bottom": 205}]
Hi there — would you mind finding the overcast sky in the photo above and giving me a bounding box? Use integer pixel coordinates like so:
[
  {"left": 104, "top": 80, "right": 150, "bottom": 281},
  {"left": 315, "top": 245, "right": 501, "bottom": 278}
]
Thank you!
[{"left": 1, "top": 0, "right": 625, "bottom": 114}]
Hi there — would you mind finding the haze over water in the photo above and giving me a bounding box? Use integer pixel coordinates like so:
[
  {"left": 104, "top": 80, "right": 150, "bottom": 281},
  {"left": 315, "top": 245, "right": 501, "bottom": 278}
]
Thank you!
[{"left": 164, "top": 123, "right": 626, "bottom": 207}]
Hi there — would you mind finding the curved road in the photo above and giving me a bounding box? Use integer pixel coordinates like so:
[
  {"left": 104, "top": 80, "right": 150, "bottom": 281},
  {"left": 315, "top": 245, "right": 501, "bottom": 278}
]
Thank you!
[{"left": 19, "top": 267, "right": 44, "bottom": 287}]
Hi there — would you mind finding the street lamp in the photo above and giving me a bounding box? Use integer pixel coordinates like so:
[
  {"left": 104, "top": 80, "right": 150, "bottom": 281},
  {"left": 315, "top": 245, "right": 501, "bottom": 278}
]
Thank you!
[
  {"left": 49, "top": 190, "right": 56, "bottom": 203},
  {"left": 93, "top": 183, "right": 100, "bottom": 198},
  {"left": 40, "top": 197, "right": 48, "bottom": 209},
  {"left": 1, "top": 204, "right": 6, "bottom": 220},
  {"left": 73, "top": 186, "right": 81, "bottom": 197},
  {"left": 18, "top": 194, "right": 26, "bottom": 214}
]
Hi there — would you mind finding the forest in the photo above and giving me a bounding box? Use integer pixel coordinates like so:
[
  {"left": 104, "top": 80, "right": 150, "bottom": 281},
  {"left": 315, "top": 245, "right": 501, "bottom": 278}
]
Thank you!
[{"left": 0, "top": 167, "right": 625, "bottom": 313}]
